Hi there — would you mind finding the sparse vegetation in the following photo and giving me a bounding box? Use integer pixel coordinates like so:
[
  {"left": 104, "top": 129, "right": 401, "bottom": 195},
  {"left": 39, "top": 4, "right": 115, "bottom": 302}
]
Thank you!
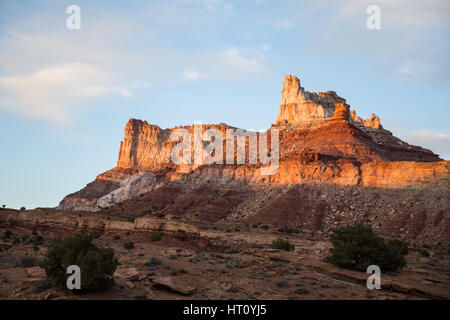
[
  {"left": 19, "top": 256, "right": 38, "bottom": 267},
  {"left": 20, "top": 207, "right": 26, "bottom": 211},
  {"left": 150, "top": 233, "right": 162, "bottom": 242},
  {"left": 271, "top": 238, "right": 294, "bottom": 251},
  {"left": 32, "top": 235, "right": 44, "bottom": 245},
  {"left": 275, "top": 280, "right": 289, "bottom": 288},
  {"left": 3, "top": 230, "right": 12, "bottom": 240},
  {"left": 294, "top": 287, "right": 309, "bottom": 295},
  {"left": 223, "top": 247, "right": 239, "bottom": 254},
  {"left": 420, "top": 249, "right": 430, "bottom": 257},
  {"left": 113, "top": 235, "right": 121, "bottom": 241},
  {"left": 33, "top": 279, "right": 54, "bottom": 293},
  {"left": 145, "top": 256, "right": 162, "bottom": 266},
  {"left": 325, "top": 224, "right": 408, "bottom": 272},
  {"left": 277, "top": 227, "right": 299, "bottom": 234},
  {"left": 123, "top": 241, "right": 134, "bottom": 250},
  {"left": 39, "top": 234, "right": 118, "bottom": 291}
]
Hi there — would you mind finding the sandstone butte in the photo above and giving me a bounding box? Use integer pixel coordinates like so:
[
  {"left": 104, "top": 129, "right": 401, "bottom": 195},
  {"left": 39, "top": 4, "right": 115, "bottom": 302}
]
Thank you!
[{"left": 59, "top": 75, "right": 450, "bottom": 211}]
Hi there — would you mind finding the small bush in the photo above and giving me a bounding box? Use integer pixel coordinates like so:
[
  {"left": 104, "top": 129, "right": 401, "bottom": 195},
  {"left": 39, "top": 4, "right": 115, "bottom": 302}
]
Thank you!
[
  {"left": 20, "top": 256, "right": 37, "bottom": 267},
  {"left": 278, "top": 227, "right": 299, "bottom": 234},
  {"left": 271, "top": 238, "right": 294, "bottom": 251},
  {"left": 420, "top": 249, "right": 430, "bottom": 257},
  {"left": 113, "top": 235, "right": 120, "bottom": 241},
  {"left": 3, "top": 230, "right": 12, "bottom": 239},
  {"left": 146, "top": 256, "right": 162, "bottom": 266},
  {"left": 39, "top": 234, "right": 118, "bottom": 291},
  {"left": 123, "top": 242, "right": 134, "bottom": 250},
  {"left": 20, "top": 207, "right": 26, "bottom": 211},
  {"left": 170, "top": 269, "right": 179, "bottom": 276},
  {"left": 33, "top": 279, "right": 54, "bottom": 293},
  {"left": 325, "top": 224, "right": 408, "bottom": 272},
  {"left": 261, "top": 225, "right": 270, "bottom": 230},
  {"left": 294, "top": 288, "right": 309, "bottom": 295},
  {"left": 32, "top": 235, "right": 44, "bottom": 246},
  {"left": 275, "top": 280, "right": 289, "bottom": 288},
  {"left": 223, "top": 247, "right": 239, "bottom": 254},
  {"left": 150, "top": 233, "right": 162, "bottom": 242}
]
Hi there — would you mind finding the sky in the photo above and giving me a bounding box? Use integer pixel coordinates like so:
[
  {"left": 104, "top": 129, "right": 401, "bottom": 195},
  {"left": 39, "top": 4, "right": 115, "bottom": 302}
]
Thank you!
[{"left": 0, "top": 0, "right": 449, "bottom": 209}]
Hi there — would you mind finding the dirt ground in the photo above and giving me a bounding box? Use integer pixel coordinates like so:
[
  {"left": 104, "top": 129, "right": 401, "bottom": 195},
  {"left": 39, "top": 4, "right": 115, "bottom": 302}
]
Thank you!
[{"left": 0, "top": 221, "right": 448, "bottom": 300}]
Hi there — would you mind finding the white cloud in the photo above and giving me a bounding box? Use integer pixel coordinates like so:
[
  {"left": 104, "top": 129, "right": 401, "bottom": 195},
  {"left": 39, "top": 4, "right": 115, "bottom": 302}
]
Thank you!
[
  {"left": 305, "top": 0, "right": 450, "bottom": 82},
  {"left": 183, "top": 70, "right": 203, "bottom": 80},
  {"left": 403, "top": 131, "right": 450, "bottom": 160},
  {"left": 275, "top": 20, "right": 295, "bottom": 29},
  {"left": 0, "top": 63, "right": 132, "bottom": 124},
  {"left": 217, "top": 48, "right": 264, "bottom": 74}
]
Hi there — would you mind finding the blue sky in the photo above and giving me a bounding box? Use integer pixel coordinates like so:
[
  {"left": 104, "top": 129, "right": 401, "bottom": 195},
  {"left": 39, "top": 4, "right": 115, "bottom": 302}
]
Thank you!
[{"left": 0, "top": 0, "right": 449, "bottom": 209}]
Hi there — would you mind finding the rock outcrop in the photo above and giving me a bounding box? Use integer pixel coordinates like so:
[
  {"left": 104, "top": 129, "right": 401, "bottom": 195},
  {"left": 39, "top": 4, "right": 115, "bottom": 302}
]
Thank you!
[{"left": 58, "top": 75, "right": 449, "bottom": 211}]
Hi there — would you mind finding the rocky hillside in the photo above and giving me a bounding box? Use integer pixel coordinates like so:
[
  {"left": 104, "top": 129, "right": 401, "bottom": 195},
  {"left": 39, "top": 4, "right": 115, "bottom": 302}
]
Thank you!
[{"left": 59, "top": 75, "right": 449, "bottom": 213}]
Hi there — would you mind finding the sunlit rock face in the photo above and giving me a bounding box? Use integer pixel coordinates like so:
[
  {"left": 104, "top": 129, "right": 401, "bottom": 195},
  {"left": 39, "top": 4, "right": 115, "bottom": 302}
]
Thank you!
[
  {"left": 275, "top": 75, "right": 346, "bottom": 127},
  {"left": 58, "top": 74, "right": 449, "bottom": 211}
]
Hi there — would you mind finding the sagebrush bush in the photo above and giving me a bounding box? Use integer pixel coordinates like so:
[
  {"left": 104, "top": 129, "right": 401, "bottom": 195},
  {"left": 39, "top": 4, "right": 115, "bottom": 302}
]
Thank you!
[
  {"left": 39, "top": 234, "right": 118, "bottom": 291},
  {"left": 123, "top": 241, "right": 134, "bottom": 250},
  {"left": 271, "top": 238, "right": 294, "bottom": 251},
  {"left": 150, "top": 233, "right": 162, "bottom": 242},
  {"left": 20, "top": 256, "right": 37, "bottom": 267},
  {"left": 325, "top": 224, "right": 408, "bottom": 272}
]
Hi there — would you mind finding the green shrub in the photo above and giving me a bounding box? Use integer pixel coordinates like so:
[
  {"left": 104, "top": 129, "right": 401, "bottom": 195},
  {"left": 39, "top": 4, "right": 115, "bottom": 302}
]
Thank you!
[
  {"left": 223, "top": 247, "right": 239, "bottom": 254},
  {"left": 39, "top": 234, "right": 118, "bottom": 291},
  {"left": 123, "top": 242, "right": 134, "bottom": 250},
  {"left": 275, "top": 280, "right": 289, "bottom": 288},
  {"left": 20, "top": 256, "right": 37, "bottom": 267},
  {"left": 113, "top": 235, "right": 120, "bottom": 241},
  {"left": 150, "top": 233, "right": 162, "bottom": 242},
  {"left": 325, "top": 224, "right": 408, "bottom": 272},
  {"left": 32, "top": 235, "right": 44, "bottom": 245},
  {"left": 294, "top": 288, "right": 309, "bottom": 295},
  {"left": 271, "top": 238, "right": 294, "bottom": 251},
  {"left": 145, "top": 256, "right": 162, "bottom": 266},
  {"left": 278, "top": 227, "right": 299, "bottom": 234},
  {"left": 420, "top": 249, "right": 430, "bottom": 257},
  {"left": 261, "top": 225, "right": 270, "bottom": 230},
  {"left": 33, "top": 279, "right": 54, "bottom": 293},
  {"left": 3, "top": 230, "right": 12, "bottom": 240}
]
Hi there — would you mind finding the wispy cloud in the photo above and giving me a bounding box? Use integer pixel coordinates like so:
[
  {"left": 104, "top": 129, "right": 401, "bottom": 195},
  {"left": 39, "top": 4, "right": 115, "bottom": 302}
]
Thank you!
[
  {"left": 217, "top": 48, "right": 264, "bottom": 74},
  {"left": 183, "top": 70, "right": 204, "bottom": 80},
  {"left": 304, "top": 0, "right": 450, "bottom": 83},
  {"left": 403, "top": 130, "right": 450, "bottom": 160},
  {"left": 0, "top": 63, "right": 132, "bottom": 124}
]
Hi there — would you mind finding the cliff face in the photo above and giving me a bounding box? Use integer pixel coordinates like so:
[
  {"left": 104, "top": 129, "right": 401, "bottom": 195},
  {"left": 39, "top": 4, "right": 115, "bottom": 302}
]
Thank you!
[{"left": 59, "top": 75, "right": 449, "bottom": 211}]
